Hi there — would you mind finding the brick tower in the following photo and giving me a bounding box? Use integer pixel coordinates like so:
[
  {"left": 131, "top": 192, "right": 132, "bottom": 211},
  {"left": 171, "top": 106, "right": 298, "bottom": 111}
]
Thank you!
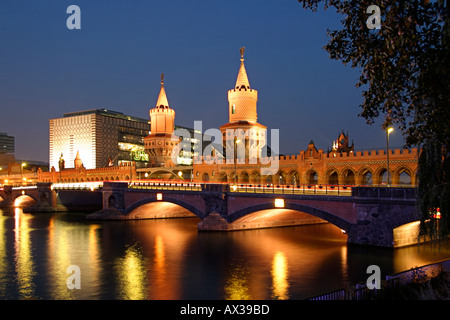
[{"left": 144, "top": 74, "right": 179, "bottom": 167}]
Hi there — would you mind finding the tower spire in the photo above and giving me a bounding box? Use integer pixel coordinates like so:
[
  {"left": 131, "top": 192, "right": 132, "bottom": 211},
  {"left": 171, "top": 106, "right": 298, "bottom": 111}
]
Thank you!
[
  {"left": 235, "top": 47, "right": 250, "bottom": 90},
  {"left": 156, "top": 73, "right": 169, "bottom": 108}
]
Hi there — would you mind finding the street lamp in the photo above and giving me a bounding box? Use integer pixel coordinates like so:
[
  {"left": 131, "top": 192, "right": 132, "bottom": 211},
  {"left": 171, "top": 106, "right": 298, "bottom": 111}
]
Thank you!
[
  {"left": 386, "top": 127, "right": 394, "bottom": 185},
  {"left": 21, "top": 162, "right": 26, "bottom": 185},
  {"left": 234, "top": 139, "right": 241, "bottom": 185}
]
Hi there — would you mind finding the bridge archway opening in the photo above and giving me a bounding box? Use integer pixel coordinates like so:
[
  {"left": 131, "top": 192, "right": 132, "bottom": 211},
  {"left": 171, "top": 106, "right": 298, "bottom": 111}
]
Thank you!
[
  {"left": 14, "top": 195, "right": 37, "bottom": 208},
  {"left": 378, "top": 168, "right": 388, "bottom": 184},
  {"left": 230, "top": 208, "right": 343, "bottom": 232},
  {"left": 342, "top": 169, "right": 355, "bottom": 185},
  {"left": 250, "top": 171, "right": 260, "bottom": 184},
  {"left": 240, "top": 171, "right": 249, "bottom": 183},
  {"left": 277, "top": 171, "right": 287, "bottom": 185},
  {"left": 328, "top": 171, "right": 339, "bottom": 185},
  {"left": 127, "top": 201, "right": 199, "bottom": 220},
  {"left": 307, "top": 171, "right": 318, "bottom": 185},
  {"left": 288, "top": 170, "right": 300, "bottom": 185},
  {"left": 219, "top": 172, "right": 228, "bottom": 182},
  {"left": 202, "top": 173, "right": 210, "bottom": 182},
  {"left": 361, "top": 169, "right": 373, "bottom": 185},
  {"left": 398, "top": 170, "right": 412, "bottom": 185}
]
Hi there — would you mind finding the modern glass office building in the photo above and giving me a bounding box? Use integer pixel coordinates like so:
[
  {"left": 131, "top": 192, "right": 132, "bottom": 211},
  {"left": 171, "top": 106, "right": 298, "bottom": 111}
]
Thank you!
[
  {"left": 49, "top": 109, "right": 200, "bottom": 170},
  {"left": 0, "top": 132, "right": 15, "bottom": 154},
  {"left": 49, "top": 109, "right": 151, "bottom": 170}
]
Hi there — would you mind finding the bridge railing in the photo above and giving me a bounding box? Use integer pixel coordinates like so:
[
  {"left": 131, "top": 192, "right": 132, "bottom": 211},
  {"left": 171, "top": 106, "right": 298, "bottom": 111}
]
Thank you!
[
  {"left": 128, "top": 181, "right": 353, "bottom": 195},
  {"left": 129, "top": 181, "right": 202, "bottom": 191},
  {"left": 229, "top": 183, "right": 353, "bottom": 196}
]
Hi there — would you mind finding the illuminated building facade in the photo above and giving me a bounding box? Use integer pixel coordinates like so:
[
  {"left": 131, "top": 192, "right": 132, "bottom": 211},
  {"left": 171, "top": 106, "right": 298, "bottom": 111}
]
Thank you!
[
  {"left": 193, "top": 49, "right": 419, "bottom": 185},
  {"left": 0, "top": 132, "right": 14, "bottom": 154},
  {"left": 49, "top": 109, "right": 151, "bottom": 170}
]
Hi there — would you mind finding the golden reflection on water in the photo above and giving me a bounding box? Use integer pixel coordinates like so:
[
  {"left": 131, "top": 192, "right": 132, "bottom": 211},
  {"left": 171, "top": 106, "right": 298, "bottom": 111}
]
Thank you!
[
  {"left": 115, "top": 243, "right": 148, "bottom": 300},
  {"left": 271, "top": 251, "right": 289, "bottom": 300},
  {"left": 48, "top": 215, "right": 77, "bottom": 299},
  {"left": 0, "top": 214, "right": 7, "bottom": 296},
  {"left": 47, "top": 215, "right": 102, "bottom": 299},
  {"left": 225, "top": 262, "right": 250, "bottom": 300},
  {"left": 14, "top": 208, "right": 36, "bottom": 299}
]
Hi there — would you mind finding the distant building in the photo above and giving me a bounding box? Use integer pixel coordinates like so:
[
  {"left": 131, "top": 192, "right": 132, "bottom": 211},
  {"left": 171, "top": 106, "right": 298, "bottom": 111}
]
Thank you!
[
  {"left": 49, "top": 109, "right": 151, "bottom": 170},
  {"left": 49, "top": 106, "right": 201, "bottom": 171},
  {"left": 0, "top": 132, "right": 14, "bottom": 154}
]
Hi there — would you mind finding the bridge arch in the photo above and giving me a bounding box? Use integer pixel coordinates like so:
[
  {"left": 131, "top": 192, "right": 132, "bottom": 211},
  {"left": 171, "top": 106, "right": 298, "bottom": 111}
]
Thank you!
[
  {"left": 239, "top": 171, "right": 250, "bottom": 183},
  {"left": 227, "top": 201, "right": 353, "bottom": 232},
  {"left": 394, "top": 166, "right": 413, "bottom": 185},
  {"left": 123, "top": 196, "right": 206, "bottom": 219},
  {"left": 305, "top": 169, "right": 318, "bottom": 185},
  {"left": 14, "top": 194, "right": 38, "bottom": 207},
  {"left": 250, "top": 170, "right": 260, "bottom": 184},
  {"left": 325, "top": 168, "right": 339, "bottom": 185},
  {"left": 374, "top": 166, "right": 390, "bottom": 184},
  {"left": 218, "top": 171, "right": 228, "bottom": 182},
  {"left": 341, "top": 168, "right": 356, "bottom": 185},
  {"left": 358, "top": 167, "right": 373, "bottom": 185},
  {"left": 288, "top": 170, "right": 300, "bottom": 185},
  {"left": 272, "top": 170, "right": 287, "bottom": 185}
]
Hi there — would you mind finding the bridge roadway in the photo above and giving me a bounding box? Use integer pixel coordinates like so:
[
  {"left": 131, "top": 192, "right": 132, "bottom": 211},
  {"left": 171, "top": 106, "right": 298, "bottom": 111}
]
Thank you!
[{"left": 0, "top": 181, "right": 419, "bottom": 247}]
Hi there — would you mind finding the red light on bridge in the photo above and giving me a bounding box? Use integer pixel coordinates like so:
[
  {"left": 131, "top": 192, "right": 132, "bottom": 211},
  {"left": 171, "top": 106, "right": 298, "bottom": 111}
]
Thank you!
[{"left": 430, "top": 207, "right": 441, "bottom": 220}]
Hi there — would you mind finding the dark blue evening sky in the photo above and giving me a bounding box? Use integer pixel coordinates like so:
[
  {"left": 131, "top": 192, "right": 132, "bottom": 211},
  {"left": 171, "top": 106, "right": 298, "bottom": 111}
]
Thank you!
[{"left": 0, "top": 0, "right": 405, "bottom": 162}]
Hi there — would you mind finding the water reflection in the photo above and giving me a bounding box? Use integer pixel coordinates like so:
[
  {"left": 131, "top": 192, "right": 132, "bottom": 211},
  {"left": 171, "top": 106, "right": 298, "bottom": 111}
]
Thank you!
[
  {"left": 47, "top": 214, "right": 102, "bottom": 299},
  {"left": 0, "top": 213, "right": 7, "bottom": 296},
  {"left": 115, "top": 243, "right": 147, "bottom": 300},
  {"left": 0, "top": 209, "right": 449, "bottom": 300},
  {"left": 14, "top": 208, "right": 36, "bottom": 299},
  {"left": 225, "top": 260, "right": 250, "bottom": 300},
  {"left": 271, "top": 251, "right": 289, "bottom": 300}
]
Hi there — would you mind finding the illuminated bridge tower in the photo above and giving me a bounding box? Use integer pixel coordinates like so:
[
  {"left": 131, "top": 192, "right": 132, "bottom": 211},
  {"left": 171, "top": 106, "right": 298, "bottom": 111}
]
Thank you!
[
  {"left": 219, "top": 47, "right": 267, "bottom": 166},
  {"left": 144, "top": 74, "right": 179, "bottom": 167}
]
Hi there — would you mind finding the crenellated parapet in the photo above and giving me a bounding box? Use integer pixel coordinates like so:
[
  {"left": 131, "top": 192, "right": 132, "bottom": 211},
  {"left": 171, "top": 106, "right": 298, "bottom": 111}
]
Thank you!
[
  {"left": 193, "top": 145, "right": 419, "bottom": 186},
  {"left": 37, "top": 162, "right": 137, "bottom": 183}
]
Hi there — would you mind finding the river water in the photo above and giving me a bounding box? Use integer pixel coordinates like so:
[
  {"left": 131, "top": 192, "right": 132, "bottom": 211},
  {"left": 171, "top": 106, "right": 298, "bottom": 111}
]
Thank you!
[{"left": 1, "top": 208, "right": 449, "bottom": 300}]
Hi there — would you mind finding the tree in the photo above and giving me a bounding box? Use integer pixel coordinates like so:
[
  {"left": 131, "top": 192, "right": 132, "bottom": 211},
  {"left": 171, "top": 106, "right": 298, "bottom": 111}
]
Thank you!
[{"left": 297, "top": 0, "right": 449, "bottom": 237}]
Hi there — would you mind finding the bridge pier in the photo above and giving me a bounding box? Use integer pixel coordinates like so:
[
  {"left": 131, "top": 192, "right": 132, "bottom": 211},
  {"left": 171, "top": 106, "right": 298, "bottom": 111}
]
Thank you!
[
  {"left": 346, "top": 187, "right": 419, "bottom": 247},
  {"left": 0, "top": 185, "right": 14, "bottom": 208},
  {"left": 87, "top": 181, "right": 128, "bottom": 219},
  {"left": 29, "top": 182, "right": 58, "bottom": 212}
]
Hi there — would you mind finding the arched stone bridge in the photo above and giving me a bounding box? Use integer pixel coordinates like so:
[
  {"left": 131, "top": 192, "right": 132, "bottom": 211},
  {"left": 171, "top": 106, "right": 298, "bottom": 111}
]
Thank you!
[{"left": 87, "top": 181, "right": 419, "bottom": 247}]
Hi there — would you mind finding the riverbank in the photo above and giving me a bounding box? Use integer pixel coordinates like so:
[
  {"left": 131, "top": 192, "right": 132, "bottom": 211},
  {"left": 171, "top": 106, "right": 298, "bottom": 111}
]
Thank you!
[
  {"left": 308, "top": 258, "right": 450, "bottom": 300},
  {"left": 373, "top": 269, "right": 450, "bottom": 299}
]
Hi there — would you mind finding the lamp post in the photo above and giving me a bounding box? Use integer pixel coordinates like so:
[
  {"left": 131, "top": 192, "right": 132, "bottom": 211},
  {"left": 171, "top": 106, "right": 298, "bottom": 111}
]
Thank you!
[
  {"left": 21, "top": 162, "right": 26, "bottom": 186},
  {"left": 386, "top": 127, "right": 394, "bottom": 185},
  {"left": 234, "top": 139, "right": 241, "bottom": 185}
]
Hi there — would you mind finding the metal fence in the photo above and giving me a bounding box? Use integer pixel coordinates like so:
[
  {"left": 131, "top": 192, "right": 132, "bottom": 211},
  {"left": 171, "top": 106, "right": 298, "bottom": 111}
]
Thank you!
[{"left": 306, "top": 259, "right": 450, "bottom": 300}]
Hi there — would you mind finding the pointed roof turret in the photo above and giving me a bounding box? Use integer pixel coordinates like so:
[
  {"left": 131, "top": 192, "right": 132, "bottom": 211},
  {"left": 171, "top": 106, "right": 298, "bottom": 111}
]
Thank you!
[
  {"left": 235, "top": 47, "right": 251, "bottom": 90},
  {"left": 156, "top": 73, "right": 169, "bottom": 108}
]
